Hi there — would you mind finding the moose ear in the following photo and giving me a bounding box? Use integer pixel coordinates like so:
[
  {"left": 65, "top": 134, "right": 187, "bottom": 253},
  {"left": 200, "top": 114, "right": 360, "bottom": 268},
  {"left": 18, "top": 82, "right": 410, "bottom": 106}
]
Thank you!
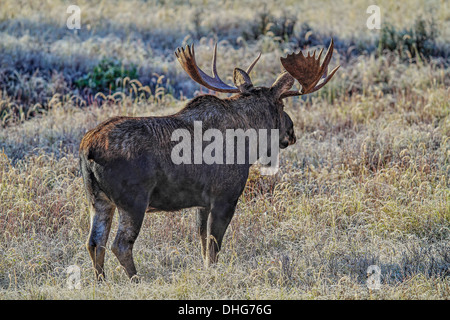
[
  {"left": 233, "top": 68, "right": 253, "bottom": 93},
  {"left": 270, "top": 71, "right": 295, "bottom": 100}
]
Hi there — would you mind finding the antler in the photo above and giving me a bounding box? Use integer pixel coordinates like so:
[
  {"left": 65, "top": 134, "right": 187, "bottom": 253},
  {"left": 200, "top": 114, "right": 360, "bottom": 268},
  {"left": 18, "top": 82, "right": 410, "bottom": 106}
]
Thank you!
[
  {"left": 280, "top": 38, "right": 340, "bottom": 99},
  {"left": 175, "top": 43, "right": 261, "bottom": 93}
]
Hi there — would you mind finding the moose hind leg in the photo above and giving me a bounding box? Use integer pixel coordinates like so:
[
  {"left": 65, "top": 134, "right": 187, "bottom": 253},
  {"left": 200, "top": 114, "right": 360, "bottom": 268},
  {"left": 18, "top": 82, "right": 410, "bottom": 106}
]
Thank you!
[
  {"left": 111, "top": 207, "right": 146, "bottom": 280},
  {"left": 86, "top": 195, "right": 116, "bottom": 280}
]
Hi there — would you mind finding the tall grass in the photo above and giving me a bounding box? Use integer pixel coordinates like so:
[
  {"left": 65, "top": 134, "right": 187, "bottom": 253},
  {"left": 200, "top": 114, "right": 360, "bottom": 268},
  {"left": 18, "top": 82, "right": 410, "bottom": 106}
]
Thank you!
[{"left": 0, "top": 0, "right": 449, "bottom": 299}]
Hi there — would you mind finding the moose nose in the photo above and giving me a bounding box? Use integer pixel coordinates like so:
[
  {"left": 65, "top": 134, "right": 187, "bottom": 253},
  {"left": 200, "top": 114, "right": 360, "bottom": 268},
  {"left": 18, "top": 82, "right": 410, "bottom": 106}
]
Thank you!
[
  {"left": 290, "top": 135, "right": 296, "bottom": 145},
  {"left": 280, "top": 140, "right": 289, "bottom": 149}
]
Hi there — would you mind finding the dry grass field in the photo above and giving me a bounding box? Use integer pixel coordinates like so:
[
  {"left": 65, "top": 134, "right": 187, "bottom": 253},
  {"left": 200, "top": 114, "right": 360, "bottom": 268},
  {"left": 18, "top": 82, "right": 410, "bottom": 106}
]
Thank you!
[{"left": 0, "top": 0, "right": 449, "bottom": 299}]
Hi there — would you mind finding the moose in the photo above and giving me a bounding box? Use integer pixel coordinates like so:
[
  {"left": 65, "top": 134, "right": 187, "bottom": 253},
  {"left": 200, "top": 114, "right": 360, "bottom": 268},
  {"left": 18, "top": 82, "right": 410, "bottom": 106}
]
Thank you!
[{"left": 79, "top": 40, "right": 339, "bottom": 280}]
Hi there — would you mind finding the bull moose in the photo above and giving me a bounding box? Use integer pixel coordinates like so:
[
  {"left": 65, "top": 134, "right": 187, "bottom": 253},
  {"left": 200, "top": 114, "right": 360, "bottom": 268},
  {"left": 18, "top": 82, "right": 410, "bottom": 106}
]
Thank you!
[{"left": 79, "top": 40, "right": 339, "bottom": 280}]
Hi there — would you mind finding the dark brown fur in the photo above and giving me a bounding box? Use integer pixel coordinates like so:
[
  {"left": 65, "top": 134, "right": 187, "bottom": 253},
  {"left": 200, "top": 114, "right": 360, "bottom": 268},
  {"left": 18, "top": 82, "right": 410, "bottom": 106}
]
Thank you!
[{"left": 80, "top": 71, "right": 297, "bottom": 280}]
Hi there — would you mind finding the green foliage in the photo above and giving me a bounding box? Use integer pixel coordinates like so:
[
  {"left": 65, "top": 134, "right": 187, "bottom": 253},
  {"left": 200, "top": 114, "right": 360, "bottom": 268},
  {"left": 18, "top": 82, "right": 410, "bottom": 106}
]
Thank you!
[
  {"left": 75, "top": 59, "right": 138, "bottom": 93},
  {"left": 378, "top": 17, "right": 439, "bottom": 59}
]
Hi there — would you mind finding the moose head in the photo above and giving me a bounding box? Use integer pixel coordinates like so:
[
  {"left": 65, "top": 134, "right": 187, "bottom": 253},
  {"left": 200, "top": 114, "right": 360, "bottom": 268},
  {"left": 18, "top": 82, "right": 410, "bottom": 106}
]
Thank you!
[
  {"left": 175, "top": 39, "right": 339, "bottom": 98},
  {"left": 174, "top": 40, "right": 339, "bottom": 161},
  {"left": 80, "top": 40, "right": 339, "bottom": 281}
]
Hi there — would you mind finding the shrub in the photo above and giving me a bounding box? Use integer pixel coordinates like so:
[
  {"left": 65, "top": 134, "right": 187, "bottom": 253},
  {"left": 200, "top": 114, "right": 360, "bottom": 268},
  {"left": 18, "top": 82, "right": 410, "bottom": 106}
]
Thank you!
[
  {"left": 378, "top": 17, "right": 439, "bottom": 60},
  {"left": 75, "top": 58, "right": 138, "bottom": 93},
  {"left": 242, "top": 7, "right": 296, "bottom": 42}
]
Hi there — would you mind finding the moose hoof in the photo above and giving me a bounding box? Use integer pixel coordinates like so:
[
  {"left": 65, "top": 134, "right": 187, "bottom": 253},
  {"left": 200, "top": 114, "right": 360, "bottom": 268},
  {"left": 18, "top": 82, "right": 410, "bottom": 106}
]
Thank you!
[{"left": 130, "top": 274, "right": 141, "bottom": 283}]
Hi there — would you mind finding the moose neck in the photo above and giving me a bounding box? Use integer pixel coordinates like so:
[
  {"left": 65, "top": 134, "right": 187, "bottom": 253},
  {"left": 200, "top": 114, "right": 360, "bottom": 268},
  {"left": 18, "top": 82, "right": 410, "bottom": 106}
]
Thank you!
[
  {"left": 174, "top": 92, "right": 279, "bottom": 132},
  {"left": 227, "top": 91, "right": 279, "bottom": 131}
]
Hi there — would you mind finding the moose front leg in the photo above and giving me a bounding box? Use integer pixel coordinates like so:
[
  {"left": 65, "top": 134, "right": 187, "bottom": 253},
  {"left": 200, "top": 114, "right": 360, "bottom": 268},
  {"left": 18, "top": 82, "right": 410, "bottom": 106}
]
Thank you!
[
  {"left": 196, "top": 207, "right": 210, "bottom": 264},
  {"left": 205, "top": 201, "right": 237, "bottom": 267}
]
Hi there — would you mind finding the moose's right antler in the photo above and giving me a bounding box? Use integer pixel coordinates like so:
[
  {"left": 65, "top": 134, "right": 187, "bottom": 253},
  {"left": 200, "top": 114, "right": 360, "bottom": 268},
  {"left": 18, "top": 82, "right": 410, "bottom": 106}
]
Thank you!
[
  {"left": 280, "top": 38, "right": 340, "bottom": 99},
  {"left": 175, "top": 43, "right": 261, "bottom": 93}
]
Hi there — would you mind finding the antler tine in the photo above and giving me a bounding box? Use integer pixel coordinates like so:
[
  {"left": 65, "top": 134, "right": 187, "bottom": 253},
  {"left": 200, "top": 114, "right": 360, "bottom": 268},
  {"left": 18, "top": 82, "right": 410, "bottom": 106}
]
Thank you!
[
  {"left": 175, "top": 42, "right": 263, "bottom": 93},
  {"left": 309, "top": 64, "right": 340, "bottom": 92},
  {"left": 175, "top": 43, "right": 240, "bottom": 93},
  {"left": 211, "top": 42, "right": 219, "bottom": 79},
  {"left": 212, "top": 42, "right": 261, "bottom": 77},
  {"left": 245, "top": 52, "right": 261, "bottom": 75},
  {"left": 175, "top": 43, "right": 239, "bottom": 93},
  {"left": 280, "top": 38, "right": 339, "bottom": 99}
]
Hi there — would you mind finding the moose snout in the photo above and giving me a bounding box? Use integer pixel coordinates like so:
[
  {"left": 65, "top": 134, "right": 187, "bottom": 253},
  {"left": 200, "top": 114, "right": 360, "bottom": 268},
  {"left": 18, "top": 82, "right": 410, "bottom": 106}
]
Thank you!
[
  {"left": 280, "top": 134, "right": 296, "bottom": 149},
  {"left": 290, "top": 134, "right": 296, "bottom": 145},
  {"left": 280, "top": 140, "right": 289, "bottom": 149}
]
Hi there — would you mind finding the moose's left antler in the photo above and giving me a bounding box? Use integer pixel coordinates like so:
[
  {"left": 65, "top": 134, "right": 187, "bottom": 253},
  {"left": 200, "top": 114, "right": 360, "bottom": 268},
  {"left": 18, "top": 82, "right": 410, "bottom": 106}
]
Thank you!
[
  {"left": 175, "top": 43, "right": 261, "bottom": 93},
  {"left": 280, "top": 38, "right": 340, "bottom": 99}
]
